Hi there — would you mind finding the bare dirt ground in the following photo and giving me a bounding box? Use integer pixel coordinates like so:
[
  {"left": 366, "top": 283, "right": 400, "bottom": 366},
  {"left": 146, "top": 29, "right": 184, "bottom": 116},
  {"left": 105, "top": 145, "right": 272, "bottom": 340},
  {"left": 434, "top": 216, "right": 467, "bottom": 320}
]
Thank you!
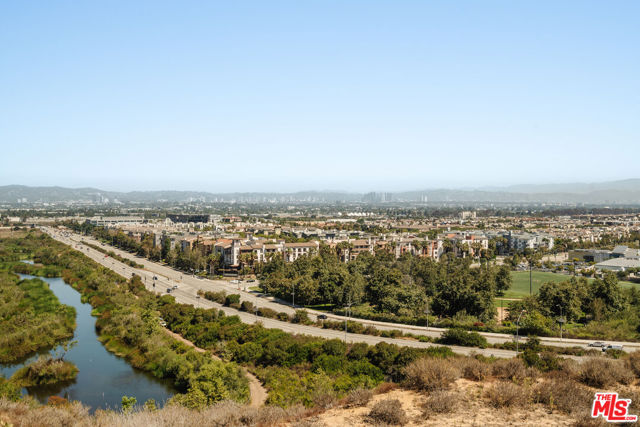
[
  {"left": 290, "top": 379, "right": 581, "bottom": 427},
  {"left": 162, "top": 328, "right": 268, "bottom": 407}
]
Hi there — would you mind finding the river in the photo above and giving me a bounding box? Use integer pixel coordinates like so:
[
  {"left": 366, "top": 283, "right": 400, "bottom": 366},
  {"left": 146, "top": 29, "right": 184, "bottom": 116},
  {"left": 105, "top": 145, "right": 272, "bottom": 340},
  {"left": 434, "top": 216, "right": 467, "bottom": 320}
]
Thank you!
[{"left": 0, "top": 273, "right": 176, "bottom": 412}]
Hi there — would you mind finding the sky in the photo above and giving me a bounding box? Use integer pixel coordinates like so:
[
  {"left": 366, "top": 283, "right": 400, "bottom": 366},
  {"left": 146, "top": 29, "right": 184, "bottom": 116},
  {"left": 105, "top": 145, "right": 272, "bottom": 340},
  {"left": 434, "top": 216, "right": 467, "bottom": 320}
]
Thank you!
[{"left": 1, "top": 1, "right": 639, "bottom": 193}]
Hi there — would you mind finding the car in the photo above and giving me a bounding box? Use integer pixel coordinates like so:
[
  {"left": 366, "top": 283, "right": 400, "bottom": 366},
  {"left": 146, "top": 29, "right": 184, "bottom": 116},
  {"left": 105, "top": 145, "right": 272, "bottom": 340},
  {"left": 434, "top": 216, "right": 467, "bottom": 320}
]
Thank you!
[
  {"left": 166, "top": 288, "right": 172, "bottom": 293},
  {"left": 153, "top": 276, "right": 158, "bottom": 280},
  {"left": 247, "top": 279, "right": 256, "bottom": 283},
  {"left": 588, "top": 341, "right": 606, "bottom": 348},
  {"left": 172, "top": 285, "right": 178, "bottom": 290},
  {"left": 317, "top": 314, "right": 328, "bottom": 320},
  {"left": 230, "top": 279, "right": 240, "bottom": 284},
  {"left": 603, "top": 344, "right": 623, "bottom": 352}
]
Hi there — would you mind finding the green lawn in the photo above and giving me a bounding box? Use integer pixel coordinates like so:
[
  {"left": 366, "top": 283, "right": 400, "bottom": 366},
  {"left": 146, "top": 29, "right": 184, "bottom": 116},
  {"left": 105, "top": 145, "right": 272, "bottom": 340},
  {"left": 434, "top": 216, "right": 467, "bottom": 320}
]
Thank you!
[{"left": 506, "top": 271, "right": 638, "bottom": 299}]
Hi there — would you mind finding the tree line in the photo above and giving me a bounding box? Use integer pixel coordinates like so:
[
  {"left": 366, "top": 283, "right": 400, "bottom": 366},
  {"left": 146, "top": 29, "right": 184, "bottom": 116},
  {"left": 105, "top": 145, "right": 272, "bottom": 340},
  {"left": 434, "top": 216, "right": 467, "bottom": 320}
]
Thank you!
[{"left": 260, "top": 246, "right": 512, "bottom": 322}]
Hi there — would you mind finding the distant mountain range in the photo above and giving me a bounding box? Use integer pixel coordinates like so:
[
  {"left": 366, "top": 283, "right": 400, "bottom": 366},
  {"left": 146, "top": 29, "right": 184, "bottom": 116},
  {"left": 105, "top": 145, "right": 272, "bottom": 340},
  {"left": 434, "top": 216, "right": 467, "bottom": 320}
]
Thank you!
[{"left": 3, "top": 180, "right": 640, "bottom": 205}]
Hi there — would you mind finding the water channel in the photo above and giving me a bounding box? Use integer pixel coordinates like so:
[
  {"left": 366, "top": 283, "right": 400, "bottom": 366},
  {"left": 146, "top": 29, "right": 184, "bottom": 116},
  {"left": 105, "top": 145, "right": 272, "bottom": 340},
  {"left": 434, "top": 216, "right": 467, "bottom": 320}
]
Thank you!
[{"left": 0, "top": 272, "right": 176, "bottom": 412}]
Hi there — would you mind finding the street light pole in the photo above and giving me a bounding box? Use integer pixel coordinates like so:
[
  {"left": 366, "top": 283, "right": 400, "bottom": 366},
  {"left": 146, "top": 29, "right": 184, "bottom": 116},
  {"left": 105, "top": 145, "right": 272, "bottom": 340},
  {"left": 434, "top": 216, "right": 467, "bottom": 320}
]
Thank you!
[
  {"left": 424, "top": 299, "right": 430, "bottom": 329},
  {"left": 344, "top": 297, "right": 352, "bottom": 343},
  {"left": 557, "top": 306, "right": 565, "bottom": 341},
  {"left": 516, "top": 309, "right": 526, "bottom": 354}
]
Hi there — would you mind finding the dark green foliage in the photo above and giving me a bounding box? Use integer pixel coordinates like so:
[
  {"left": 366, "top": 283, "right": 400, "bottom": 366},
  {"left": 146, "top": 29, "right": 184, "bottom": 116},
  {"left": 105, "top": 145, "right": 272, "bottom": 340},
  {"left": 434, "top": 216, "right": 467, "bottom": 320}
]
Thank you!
[
  {"left": 437, "top": 328, "right": 488, "bottom": 348},
  {"left": 260, "top": 248, "right": 505, "bottom": 321},
  {"left": 224, "top": 294, "right": 241, "bottom": 306},
  {"left": 202, "top": 290, "right": 226, "bottom": 304}
]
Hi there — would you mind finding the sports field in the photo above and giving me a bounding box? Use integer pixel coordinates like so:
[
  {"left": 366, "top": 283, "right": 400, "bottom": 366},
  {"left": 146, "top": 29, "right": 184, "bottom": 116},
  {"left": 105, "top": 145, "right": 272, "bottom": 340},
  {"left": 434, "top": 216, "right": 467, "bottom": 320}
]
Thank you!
[{"left": 506, "top": 271, "right": 638, "bottom": 299}]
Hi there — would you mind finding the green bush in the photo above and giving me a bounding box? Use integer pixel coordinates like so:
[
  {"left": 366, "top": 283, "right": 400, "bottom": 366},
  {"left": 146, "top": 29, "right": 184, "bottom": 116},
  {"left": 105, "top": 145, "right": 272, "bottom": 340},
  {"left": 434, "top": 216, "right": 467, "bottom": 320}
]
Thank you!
[
  {"left": 0, "top": 376, "right": 21, "bottom": 401},
  {"left": 224, "top": 294, "right": 241, "bottom": 306},
  {"left": 276, "top": 312, "right": 291, "bottom": 322},
  {"left": 258, "top": 307, "right": 277, "bottom": 318},
  {"left": 203, "top": 291, "right": 226, "bottom": 304},
  {"left": 240, "top": 301, "right": 255, "bottom": 313},
  {"left": 437, "top": 328, "right": 488, "bottom": 348},
  {"left": 292, "top": 309, "right": 311, "bottom": 324}
]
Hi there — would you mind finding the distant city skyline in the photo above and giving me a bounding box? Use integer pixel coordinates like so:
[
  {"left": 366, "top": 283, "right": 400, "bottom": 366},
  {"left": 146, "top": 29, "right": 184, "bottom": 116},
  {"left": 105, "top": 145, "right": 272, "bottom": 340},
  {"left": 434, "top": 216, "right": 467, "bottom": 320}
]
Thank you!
[{"left": 1, "top": 1, "right": 639, "bottom": 192}]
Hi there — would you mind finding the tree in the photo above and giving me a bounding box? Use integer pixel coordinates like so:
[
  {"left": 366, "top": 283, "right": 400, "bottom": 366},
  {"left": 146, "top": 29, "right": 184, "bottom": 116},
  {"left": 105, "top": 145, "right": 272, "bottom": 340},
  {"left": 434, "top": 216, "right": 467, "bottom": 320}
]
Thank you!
[
  {"left": 536, "top": 278, "right": 585, "bottom": 322},
  {"left": 495, "top": 265, "right": 512, "bottom": 296},
  {"left": 585, "top": 272, "right": 626, "bottom": 318}
]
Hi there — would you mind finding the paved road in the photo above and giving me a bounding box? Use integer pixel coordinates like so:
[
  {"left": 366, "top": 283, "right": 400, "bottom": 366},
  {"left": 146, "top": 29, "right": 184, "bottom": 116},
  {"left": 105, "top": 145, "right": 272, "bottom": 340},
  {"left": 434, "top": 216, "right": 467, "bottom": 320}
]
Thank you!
[
  {"left": 42, "top": 226, "right": 639, "bottom": 355},
  {"left": 42, "top": 227, "right": 521, "bottom": 359}
]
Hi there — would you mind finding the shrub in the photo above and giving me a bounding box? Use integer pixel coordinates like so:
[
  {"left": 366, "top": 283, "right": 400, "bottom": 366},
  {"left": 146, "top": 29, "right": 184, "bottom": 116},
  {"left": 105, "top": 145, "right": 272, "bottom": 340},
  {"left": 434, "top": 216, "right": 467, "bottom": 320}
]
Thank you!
[
  {"left": 0, "top": 377, "right": 21, "bottom": 402},
  {"left": 374, "top": 382, "right": 397, "bottom": 394},
  {"left": 348, "top": 343, "right": 369, "bottom": 360},
  {"left": 293, "top": 310, "right": 311, "bottom": 324},
  {"left": 403, "top": 358, "right": 459, "bottom": 392},
  {"left": 437, "top": 328, "right": 488, "bottom": 348},
  {"left": 626, "top": 351, "right": 640, "bottom": 377},
  {"left": 258, "top": 307, "right": 277, "bottom": 318},
  {"left": 422, "top": 390, "right": 459, "bottom": 415},
  {"left": 224, "top": 294, "right": 241, "bottom": 306},
  {"left": 460, "top": 357, "right": 490, "bottom": 381},
  {"left": 532, "top": 378, "right": 593, "bottom": 414},
  {"left": 240, "top": 301, "right": 255, "bottom": 313},
  {"left": 344, "top": 388, "right": 373, "bottom": 408},
  {"left": 485, "top": 381, "right": 527, "bottom": 408},
  {"left": 367, "top": 399, "right": 408, "bottom": 426},
  {"left": 322, "top": 339, "right": 347, "bottom": 356},
  {"left": 577, "top": 358, "right": 634, "bottom": 388},
  {"left": 491, "top": 358, "right": 529, "bottom": 382},
  {"left": 277, "top": 312, "right": 292, "bottom": 322},
  {"left": 11, "top": 356, "right": 78, "bottom": 387},
  {"left": 312, "top": 354, "right": 344, "bottom": 374}
]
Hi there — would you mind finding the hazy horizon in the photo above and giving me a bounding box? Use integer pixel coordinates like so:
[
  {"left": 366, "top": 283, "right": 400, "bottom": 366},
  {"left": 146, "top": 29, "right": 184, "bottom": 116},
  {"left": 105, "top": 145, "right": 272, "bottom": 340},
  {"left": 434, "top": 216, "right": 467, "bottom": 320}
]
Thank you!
[
  {"left": 4, "top": 177, "right": 640, "bottom": 196},
  {"left": 2, "top": 1, "right": 639, "bottom": 192}
]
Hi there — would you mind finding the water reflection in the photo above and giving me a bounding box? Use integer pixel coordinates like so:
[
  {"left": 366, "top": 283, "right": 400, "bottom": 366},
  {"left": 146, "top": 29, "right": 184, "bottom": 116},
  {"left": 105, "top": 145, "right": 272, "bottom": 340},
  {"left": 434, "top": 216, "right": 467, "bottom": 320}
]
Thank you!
[{"left": 1, "top": 274, "right": 176, "bottom": 412}]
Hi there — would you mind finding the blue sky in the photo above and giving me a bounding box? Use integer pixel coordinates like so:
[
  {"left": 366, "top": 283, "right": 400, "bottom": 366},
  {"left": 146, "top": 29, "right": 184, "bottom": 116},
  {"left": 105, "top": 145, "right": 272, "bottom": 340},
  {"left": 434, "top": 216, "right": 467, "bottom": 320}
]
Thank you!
[{"left": 1, "top": 1, "right": 638, "bottom": 192}]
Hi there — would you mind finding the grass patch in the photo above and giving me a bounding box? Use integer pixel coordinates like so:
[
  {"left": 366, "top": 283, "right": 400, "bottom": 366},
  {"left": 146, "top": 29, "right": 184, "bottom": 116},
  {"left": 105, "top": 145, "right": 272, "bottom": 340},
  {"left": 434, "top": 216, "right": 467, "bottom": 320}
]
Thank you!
[{"left": 508, "top": 271, "right": 638, "bottom": 298}]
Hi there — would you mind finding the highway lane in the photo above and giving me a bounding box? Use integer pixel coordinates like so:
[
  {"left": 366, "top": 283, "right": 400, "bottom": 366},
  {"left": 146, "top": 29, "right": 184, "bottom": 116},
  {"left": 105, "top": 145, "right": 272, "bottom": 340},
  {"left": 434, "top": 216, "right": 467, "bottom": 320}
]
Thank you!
[
  {"left": 42, "top": 227, "right": 520, "bottom": 358},
  {"left": 43, "top": 226, "right": 640, "bottom": 353}
]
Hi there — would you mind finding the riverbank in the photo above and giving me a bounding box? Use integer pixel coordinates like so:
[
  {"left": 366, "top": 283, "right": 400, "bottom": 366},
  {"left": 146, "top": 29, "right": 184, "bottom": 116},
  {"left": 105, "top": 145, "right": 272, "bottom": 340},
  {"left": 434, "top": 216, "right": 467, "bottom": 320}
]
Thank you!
[
  {"left": 0, "top": 274, "right": 176, "bottom": 411},
  {"left": 0, "top": 232, "right": 248, "bottom": 410}
]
